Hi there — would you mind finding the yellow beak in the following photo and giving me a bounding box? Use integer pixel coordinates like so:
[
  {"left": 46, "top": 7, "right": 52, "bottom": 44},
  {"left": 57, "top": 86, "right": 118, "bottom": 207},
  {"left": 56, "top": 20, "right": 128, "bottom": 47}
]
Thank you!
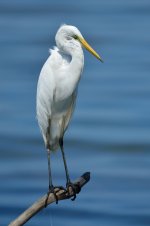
[{"left": 79, "top": 37, "right": 103, "bottom": 62}]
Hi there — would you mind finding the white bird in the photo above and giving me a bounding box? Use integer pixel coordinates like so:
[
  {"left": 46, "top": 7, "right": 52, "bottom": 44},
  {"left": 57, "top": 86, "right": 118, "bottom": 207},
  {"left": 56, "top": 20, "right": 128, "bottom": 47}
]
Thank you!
[{"left": 36, "top": 24, "right": 103, "bottom": 204}]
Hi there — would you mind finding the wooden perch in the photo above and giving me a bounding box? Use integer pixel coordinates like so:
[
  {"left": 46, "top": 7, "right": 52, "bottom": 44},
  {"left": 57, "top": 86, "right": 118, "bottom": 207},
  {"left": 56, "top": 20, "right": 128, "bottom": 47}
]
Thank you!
[{"left": 8, "top": 172, "right": 90, "bottom": 226}]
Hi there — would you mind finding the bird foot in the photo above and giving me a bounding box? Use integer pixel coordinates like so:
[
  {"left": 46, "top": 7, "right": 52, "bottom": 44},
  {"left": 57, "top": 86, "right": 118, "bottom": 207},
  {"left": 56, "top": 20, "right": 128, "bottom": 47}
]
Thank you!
[
  {"left": 66, "top": 182, "right": 80, "bottom": 201},
  {"left": 45, "top": 185, "right": 66, "bottom": 207}
]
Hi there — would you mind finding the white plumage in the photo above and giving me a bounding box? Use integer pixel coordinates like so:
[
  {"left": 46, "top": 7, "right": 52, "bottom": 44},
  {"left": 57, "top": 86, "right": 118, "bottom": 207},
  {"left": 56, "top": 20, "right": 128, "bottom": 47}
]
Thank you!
[
  {"left": 37, "top": 25, "right": 85, "bottom": 151},
  {"left": 36, "top": 24, "right": 102, "bottom": 203}
]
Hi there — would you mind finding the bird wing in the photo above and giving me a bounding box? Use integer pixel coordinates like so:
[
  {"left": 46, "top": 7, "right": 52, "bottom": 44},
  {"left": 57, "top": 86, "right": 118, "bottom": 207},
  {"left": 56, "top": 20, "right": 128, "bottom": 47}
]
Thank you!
[
  {"left": 62, "top": 90, "right": 77, "bottom": 134},
  {"left": 37, "top": 48, "right": 78, "bottom": 150},
  {"left": 36, "top": 48, "right": 65, "bottom": 143},
  {"left": 36, "top": 56, "right": 55, "bottom": 145}
]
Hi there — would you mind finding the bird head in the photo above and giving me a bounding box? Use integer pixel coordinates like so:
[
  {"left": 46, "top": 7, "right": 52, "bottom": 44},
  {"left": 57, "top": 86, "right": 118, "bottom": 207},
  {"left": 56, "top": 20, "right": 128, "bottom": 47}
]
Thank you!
[{"left": 55, "top": 24, "right": 103, "bottom": 62}]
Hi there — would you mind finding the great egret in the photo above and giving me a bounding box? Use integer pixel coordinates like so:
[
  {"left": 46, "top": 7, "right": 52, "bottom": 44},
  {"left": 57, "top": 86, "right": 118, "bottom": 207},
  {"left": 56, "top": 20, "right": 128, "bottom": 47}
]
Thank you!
[{"left": 36, "top": 24, "right": 102, "bottom": 204}]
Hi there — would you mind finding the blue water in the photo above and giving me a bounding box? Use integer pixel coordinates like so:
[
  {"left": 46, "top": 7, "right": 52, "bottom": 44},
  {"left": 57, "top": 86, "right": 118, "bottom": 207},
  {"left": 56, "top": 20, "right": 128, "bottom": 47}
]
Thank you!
[{"left": 0, "top": 0, "right": 150, "bottom": 225}]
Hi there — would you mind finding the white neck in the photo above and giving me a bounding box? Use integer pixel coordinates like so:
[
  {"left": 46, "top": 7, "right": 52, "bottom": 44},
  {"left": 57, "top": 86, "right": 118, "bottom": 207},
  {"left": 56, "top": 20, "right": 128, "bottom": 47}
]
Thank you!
[
  {"left": 56, "top": 43, "right": 84, "bottom": 100},
  {"left": 58, "top": 37, "right": 84, "bottom": 84},
  {"left": 69, "top": 46, "right": 84, "bottom": 78}
]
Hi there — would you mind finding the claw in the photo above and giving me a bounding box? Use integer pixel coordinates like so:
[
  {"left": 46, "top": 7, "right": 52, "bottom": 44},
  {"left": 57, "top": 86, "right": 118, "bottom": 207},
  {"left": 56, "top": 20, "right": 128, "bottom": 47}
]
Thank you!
[
  {"left": 45, "top": 186, "right": 67, "bottom": 207},
  {"left": 66, "top": 182, "right": 77, "bottom": 201},
  {"left": 54, "top": 186, "right": 67, "bottom": 196},
  {"left": 45, "top": 186, "right": 58, "bottom": 207}
]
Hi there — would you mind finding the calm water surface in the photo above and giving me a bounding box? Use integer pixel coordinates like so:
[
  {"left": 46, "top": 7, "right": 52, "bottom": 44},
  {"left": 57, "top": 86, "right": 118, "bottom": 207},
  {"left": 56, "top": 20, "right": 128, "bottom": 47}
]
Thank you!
[{"left": 0, "top": 0, "right": 150, "bottom": 225}]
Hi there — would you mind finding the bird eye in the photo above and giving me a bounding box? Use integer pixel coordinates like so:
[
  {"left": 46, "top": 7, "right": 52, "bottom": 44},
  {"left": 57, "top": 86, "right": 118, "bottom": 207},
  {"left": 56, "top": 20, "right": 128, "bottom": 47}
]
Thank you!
[{"left": 73, "top": 35, "right": 78, "bottom": 40}]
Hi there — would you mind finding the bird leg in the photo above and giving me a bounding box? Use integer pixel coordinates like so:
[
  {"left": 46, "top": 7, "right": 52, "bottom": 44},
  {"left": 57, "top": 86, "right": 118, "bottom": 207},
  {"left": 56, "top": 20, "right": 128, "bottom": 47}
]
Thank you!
[
  {"left": 45, "top": 149, "right": 67, "bottom": 207},
  {"left": 59, "top": 138, "right": 78, "bottom": 201},
  {"left": 45, "top": 123, "right": 66, "bottom": 207},
  {"left": 45, "top": 122, "right": 57, "bottom": 206},
  {"left": 45, "top": 150, "right": 58, "bottom": 207}
]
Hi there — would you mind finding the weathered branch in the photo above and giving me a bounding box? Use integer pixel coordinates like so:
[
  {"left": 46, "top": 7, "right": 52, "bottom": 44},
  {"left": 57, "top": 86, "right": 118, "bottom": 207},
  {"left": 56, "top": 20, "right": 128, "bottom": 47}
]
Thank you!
[{"left": 8, "top": 172, "right": 90, "bottom": 226}]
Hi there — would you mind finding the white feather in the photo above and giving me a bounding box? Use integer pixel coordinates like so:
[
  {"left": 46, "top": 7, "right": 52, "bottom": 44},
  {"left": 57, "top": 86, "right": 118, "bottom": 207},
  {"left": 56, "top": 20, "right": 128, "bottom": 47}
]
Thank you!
[{"left": 36, "top": 24, "right": 84, "bottom": 151}]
